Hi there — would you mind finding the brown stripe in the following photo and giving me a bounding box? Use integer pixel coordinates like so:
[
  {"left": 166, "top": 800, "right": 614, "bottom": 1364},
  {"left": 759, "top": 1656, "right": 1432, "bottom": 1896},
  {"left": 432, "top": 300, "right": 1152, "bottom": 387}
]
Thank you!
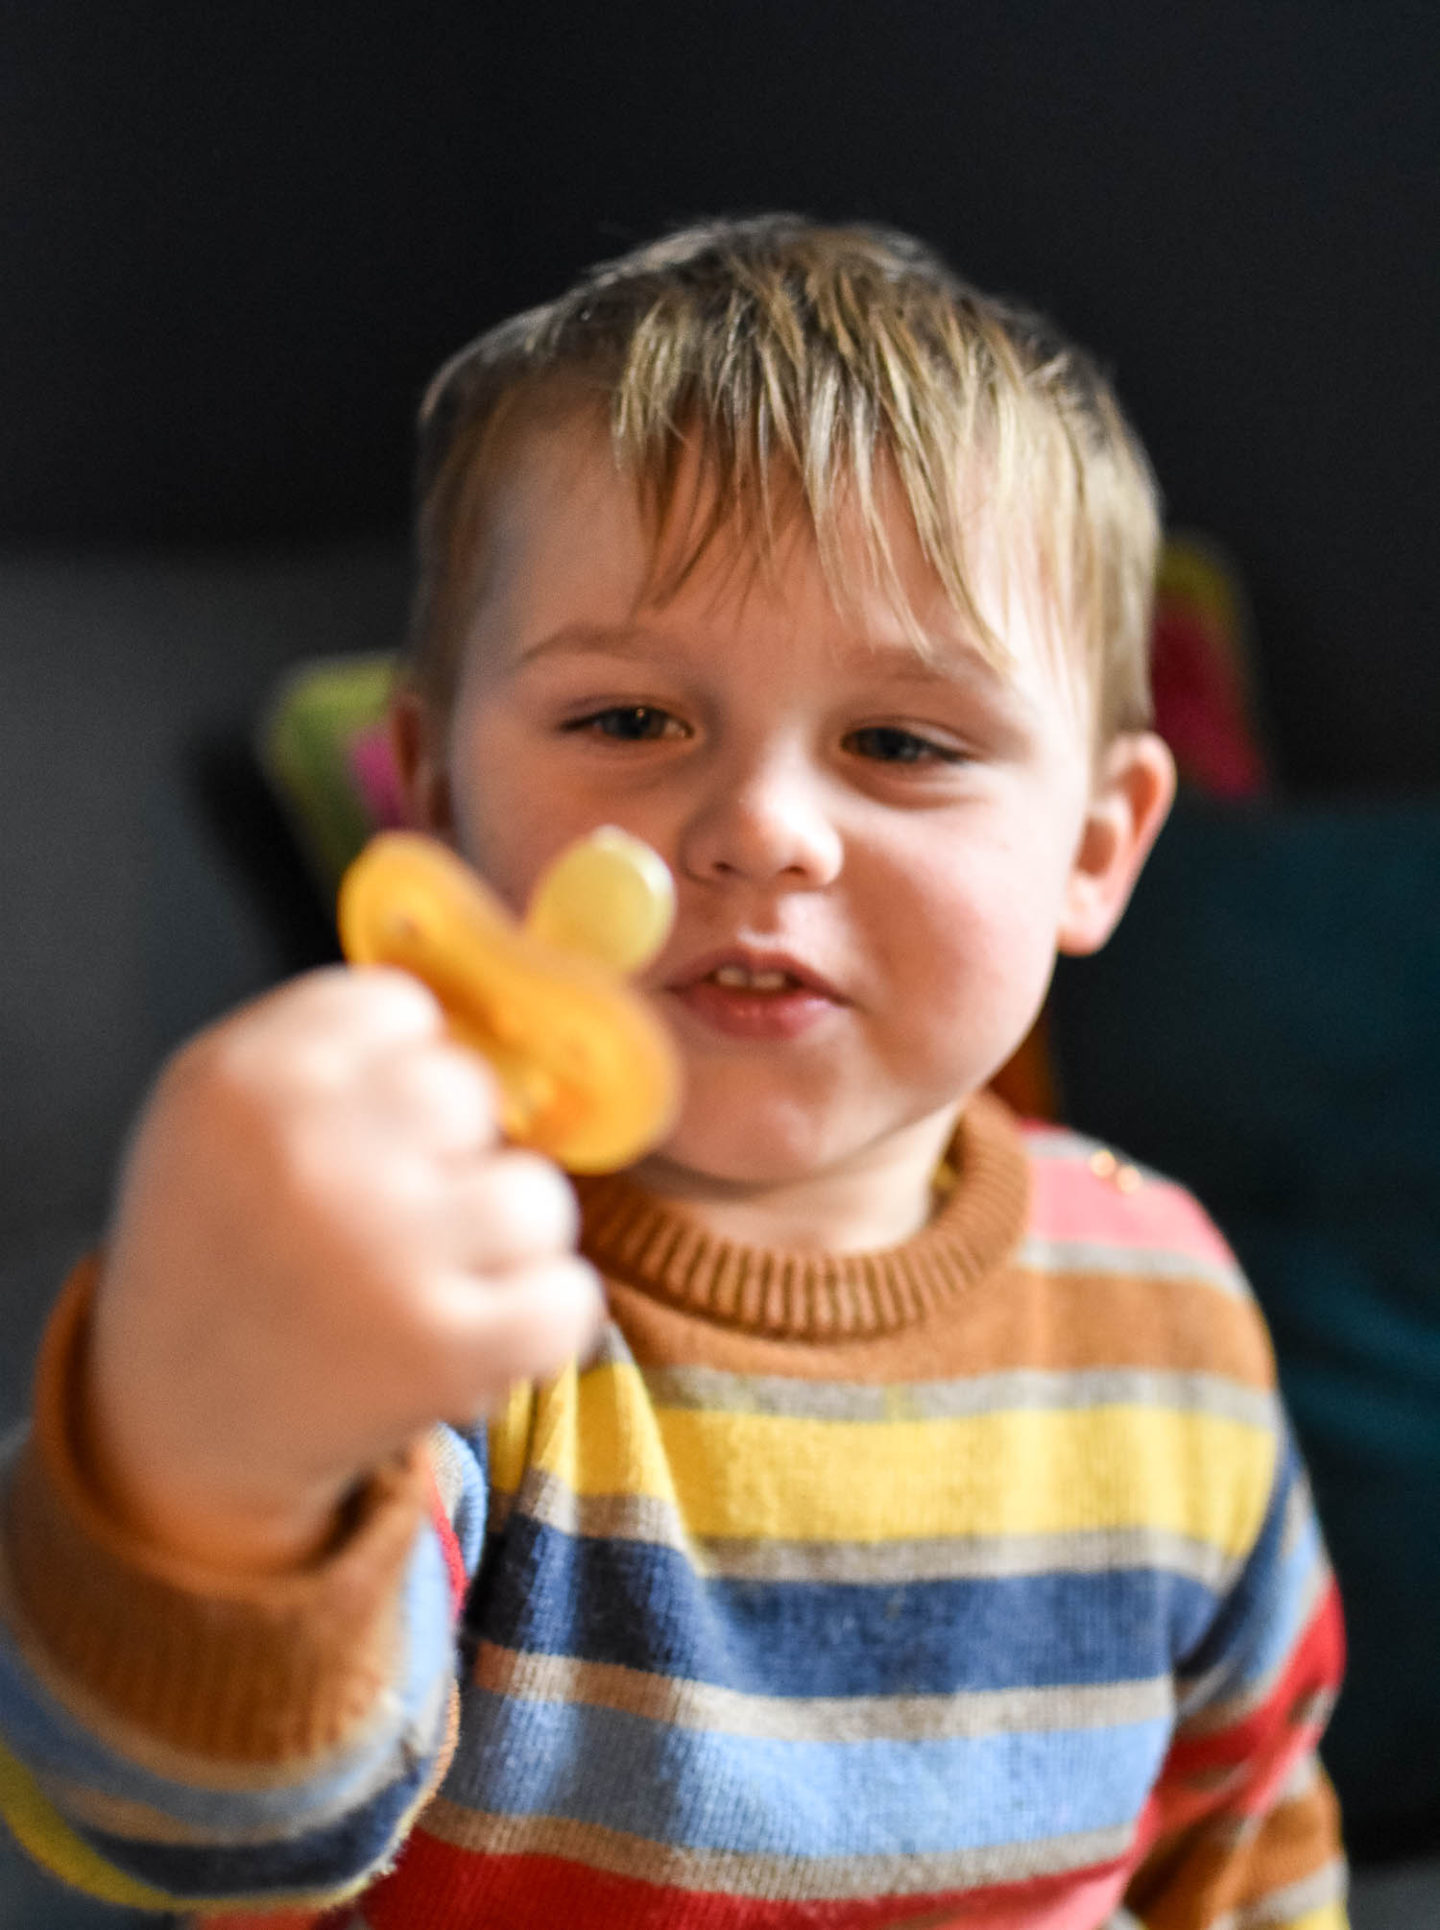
[
  {"left": 607, "top": 1261, "right": 1275, "bottom": 1389},
  {"left": 1131, "top": 1762, "right": 1343, "bottom": 1929},
  {"left": 1230, "top": 1860, "right": 1346, "bottom": 1928}
]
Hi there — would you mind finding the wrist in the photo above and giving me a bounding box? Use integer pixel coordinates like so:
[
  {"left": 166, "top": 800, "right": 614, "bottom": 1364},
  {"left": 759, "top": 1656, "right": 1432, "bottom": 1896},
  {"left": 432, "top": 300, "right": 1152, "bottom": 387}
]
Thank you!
[
  {"left": 9, "top": 1257, "right": 434, "bottom": 1761},
  {"left": 78, "top": 1438, "right": 349, "bottom": 1575},
  {"left": 71, "top": 1258, "right": 353, "bottom": 1575}
]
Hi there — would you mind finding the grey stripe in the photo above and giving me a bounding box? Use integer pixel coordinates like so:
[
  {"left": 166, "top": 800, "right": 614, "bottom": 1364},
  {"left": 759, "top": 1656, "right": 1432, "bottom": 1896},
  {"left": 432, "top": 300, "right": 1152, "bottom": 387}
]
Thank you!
[
  {"left": 422, "top": 1800, "right": 1136, "bottom": 1900},
  {"left": 1222, "top": 1858, "right": 1347, "bottom": 1929},
  {"left": 586, "top": 1323, "right": 640, "bottom": 1370},
  {"left": 695, "top": 1525, "right": 1241, "bottom": 1590},
  {"left": 1020, "top": 1128, "right": 1105, "bottom": 1162},
  {"left": 1281, "top": 1467, "right": 1320, "bottom": 1558},
  {"left": 517, "top": 1469, "right": 1242, "bottom": 1589},
  {"left": 640, "top": 1363, "right": 1277, "bottom": 1429},
  {"left": 472, "top": 1644, "right": 1174, "bottom": 1744},
  {"left": 1014, "top": 1235, "right": 1247, "bottom": 1297},
  {"left": 34, "top": 1670, "right": 454, "bottom": 1845},
  {"left": 1021, "top": 1133, "right": 1167, "bottom": 1192}
]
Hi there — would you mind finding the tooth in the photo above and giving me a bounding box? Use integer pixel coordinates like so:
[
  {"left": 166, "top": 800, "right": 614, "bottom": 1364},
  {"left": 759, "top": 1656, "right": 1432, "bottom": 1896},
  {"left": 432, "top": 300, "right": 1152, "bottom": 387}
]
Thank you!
[{"left": 710, "top": 965, "right": 793, "bottom": 991}]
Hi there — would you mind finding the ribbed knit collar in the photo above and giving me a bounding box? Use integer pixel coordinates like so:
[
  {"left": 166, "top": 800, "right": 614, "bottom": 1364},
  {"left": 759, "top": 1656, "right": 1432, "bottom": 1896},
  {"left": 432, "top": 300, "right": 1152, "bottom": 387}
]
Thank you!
[{"left": 575, "top": 1093, "right": 1030, "bottom": 1341}]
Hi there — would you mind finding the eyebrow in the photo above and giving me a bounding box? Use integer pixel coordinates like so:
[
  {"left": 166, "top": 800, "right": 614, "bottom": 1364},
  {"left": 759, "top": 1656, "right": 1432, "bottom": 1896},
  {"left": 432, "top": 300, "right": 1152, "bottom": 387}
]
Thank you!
[
  {"left": 518, "top": 621, "right": 1013, "bottom": 693},
  {"left": 516, "top": 623, "right": 664, "bottom": 665}
]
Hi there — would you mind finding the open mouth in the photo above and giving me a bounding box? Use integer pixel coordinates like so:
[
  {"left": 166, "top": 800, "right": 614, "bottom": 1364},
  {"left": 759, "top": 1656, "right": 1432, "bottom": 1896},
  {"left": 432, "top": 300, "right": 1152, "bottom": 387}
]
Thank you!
[
  {"left": 706, "top": 965, "right": 806, "bottom": 993},
  {"left": 666, "top": 954, "right": 844, "bottom": 1040}
]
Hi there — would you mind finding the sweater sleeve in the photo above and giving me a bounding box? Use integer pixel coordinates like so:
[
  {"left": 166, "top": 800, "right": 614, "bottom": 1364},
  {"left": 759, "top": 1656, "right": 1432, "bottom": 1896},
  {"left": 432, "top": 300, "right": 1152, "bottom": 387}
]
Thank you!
[
  {"left": 0, "top": 1258, "right": 487, "bottom": 1918},
  {"left": 1122, "top": 1419, "right": 1349, "bottom": 1930}
]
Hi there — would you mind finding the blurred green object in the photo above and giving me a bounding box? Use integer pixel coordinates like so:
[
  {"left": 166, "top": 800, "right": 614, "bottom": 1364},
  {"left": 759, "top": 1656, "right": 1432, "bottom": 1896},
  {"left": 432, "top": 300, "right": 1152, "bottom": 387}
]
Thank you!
[{"left": 259, "top": 652, "right": 396, "bottom": 895}]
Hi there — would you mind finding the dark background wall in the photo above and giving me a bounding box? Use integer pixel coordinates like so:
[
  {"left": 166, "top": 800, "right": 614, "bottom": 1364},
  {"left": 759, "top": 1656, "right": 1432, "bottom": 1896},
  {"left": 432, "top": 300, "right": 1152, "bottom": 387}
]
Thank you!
[{"left": 2, "top": 0, "right": 1436, "bottom": 793}]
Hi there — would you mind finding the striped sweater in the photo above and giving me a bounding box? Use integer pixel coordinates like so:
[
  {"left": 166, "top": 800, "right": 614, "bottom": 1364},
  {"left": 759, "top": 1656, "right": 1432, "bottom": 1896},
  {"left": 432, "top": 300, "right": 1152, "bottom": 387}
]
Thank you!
[{"left": 0, "top": 1095, "right": 1347, "bottom": 1928}]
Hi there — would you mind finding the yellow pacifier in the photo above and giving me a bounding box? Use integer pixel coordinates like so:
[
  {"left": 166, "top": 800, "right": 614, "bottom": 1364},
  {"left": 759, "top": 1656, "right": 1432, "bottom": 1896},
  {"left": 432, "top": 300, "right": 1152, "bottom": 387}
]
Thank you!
[{"left": 337, "top": 828, "right": 679, "bottom": 1173}]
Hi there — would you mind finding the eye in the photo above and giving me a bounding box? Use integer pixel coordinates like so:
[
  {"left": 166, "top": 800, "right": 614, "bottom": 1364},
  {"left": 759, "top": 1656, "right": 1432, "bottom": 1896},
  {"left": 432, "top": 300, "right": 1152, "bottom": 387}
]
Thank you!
[
  {"left": 844, "top": 725, "right": 964, "bottom": 765},
  {"left": 564, "top": 704, "right": 687, "bottom": 742}
]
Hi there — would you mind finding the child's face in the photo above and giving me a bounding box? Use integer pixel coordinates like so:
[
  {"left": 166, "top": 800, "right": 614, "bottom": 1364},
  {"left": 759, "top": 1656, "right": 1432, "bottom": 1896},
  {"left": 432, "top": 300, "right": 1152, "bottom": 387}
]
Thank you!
[{"left": 398, "top": 416, "right": 1172, "bottom": 1199}]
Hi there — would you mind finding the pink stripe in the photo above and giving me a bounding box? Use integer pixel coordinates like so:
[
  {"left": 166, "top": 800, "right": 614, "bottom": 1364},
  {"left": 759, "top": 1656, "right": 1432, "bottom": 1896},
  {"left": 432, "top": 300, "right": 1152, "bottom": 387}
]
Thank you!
[{"left": 1023, "top": 1148, "right": 1237, "bottom": 1268}]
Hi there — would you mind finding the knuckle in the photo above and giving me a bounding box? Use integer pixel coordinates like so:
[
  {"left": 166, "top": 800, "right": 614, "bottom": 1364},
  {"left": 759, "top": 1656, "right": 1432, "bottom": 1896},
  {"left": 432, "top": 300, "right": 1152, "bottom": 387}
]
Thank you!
[
  {"left": 346, "top": 965, "right": 446, "bottom": 1036},
  {"left": 489, "top": 1152, "right": 580, "bottom": 1249},
  {"left": 397, "top": 1042, "right": 500, "bottom": 1128},
  {"left": 154, "top": 1022, "right": 272, "bottom": 1131},
  {"left": 444, "top": 1260, "right": 603, "bottom": 1408}
]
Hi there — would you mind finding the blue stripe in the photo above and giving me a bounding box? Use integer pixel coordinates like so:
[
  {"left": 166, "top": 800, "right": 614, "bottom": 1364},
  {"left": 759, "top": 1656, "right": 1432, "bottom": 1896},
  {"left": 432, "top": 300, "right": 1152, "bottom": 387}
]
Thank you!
[
  {"left": 75, "top": 1743, "right": 434, "bottom": 1900},
  {"left": 444, "top": 1689, "right": 1172, "bottom": 1854},
  {"left": 0, "top": 1523, "right": 455, "bottom": 1836},
  {"left": 1180, "top": 1434, "right": 1323, "bottom": 1689},
  {"left": 470, "top": 1515, "right": 1218, "bottom": 1696}
]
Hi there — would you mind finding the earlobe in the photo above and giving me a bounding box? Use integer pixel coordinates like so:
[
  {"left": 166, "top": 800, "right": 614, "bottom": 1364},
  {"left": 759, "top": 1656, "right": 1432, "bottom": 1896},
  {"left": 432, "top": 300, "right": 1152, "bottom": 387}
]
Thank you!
[
  {"left": 388, "top": 688, "right": 455, "bottom": 838},
  {"left": 1056, "top": 731, "right": 1176, "bottom": 957}
]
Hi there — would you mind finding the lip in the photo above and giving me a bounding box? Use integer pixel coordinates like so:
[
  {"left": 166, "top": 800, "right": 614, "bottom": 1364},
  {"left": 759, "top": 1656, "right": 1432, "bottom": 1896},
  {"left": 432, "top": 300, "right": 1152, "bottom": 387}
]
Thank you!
[
  {"left": 660, "top": 945, "right": 848, "bottom": 1043},
  {"left": 664, "top": 945, "right": 847, "bottom": 1002}
]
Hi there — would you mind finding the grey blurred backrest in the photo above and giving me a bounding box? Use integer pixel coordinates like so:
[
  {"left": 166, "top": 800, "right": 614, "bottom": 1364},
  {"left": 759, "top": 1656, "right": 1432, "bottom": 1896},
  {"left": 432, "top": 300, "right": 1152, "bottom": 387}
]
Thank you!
[{"left": 0, "top": 545, "right": 409, "bottom": 1423}]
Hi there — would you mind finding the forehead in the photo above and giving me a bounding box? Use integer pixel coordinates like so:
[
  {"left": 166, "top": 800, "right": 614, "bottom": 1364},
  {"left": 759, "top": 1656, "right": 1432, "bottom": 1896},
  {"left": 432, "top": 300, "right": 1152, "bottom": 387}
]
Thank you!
[{"left": 466, "top": 408, "right": 1087, "bottom": 712}]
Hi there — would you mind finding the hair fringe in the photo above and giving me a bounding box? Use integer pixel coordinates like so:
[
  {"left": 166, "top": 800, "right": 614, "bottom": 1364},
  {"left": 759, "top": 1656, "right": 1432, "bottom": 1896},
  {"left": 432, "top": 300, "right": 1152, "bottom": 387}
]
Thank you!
[{"left": 405, "top": 215, "right": 1161, "bottom": 740}]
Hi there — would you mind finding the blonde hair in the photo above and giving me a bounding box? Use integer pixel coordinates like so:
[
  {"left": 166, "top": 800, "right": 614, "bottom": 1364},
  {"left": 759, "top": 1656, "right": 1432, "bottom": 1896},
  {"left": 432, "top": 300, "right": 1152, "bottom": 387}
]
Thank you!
[{"left": 405, "top": 215, "right": 1161, "bottom": 740}]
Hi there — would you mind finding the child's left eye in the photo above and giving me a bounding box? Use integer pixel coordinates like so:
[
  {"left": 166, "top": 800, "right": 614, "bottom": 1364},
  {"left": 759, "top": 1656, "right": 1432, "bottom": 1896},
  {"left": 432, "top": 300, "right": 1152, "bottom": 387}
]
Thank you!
[
  {"left": 564, "top": 705, "right": 686, "bottom": 742},
  {"left": 844, "top": 725, "right": 963, "bottom": 765}
]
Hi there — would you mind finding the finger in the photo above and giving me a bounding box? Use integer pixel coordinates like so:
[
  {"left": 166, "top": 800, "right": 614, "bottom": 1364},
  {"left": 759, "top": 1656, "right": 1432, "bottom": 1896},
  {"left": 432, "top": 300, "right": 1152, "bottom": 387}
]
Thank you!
[
  {"left": 428, "top": 1256, "right": 607, "bottom": 1412},
  {"left": 244, "top": 966, "right": 447, "bottom": 1065},
  {"left": 365, "top": 1041, "right": 501, "bottom": 1156},
  {"left": 441, "top": 1150, "right": 581, "bottom": 1272}
]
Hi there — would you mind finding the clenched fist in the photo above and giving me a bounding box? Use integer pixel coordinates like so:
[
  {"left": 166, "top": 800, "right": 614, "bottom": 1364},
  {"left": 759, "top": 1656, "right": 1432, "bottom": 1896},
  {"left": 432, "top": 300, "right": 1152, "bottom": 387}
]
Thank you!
[{"left": 85, "top": 967, "right": 604, "bottom": 1573}]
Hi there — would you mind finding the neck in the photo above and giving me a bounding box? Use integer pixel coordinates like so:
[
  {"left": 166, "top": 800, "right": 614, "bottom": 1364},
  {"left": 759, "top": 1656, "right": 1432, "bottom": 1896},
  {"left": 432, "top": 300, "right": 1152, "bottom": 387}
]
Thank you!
[{"left": 630, "top": 1105, "right": 965, "bottom": 1254}]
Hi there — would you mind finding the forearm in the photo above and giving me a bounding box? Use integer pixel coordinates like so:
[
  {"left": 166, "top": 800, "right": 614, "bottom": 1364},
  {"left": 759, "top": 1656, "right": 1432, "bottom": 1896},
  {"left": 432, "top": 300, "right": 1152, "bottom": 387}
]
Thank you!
[{"left": 0, "top": 1263, "right": 464, "bottom": 1914}]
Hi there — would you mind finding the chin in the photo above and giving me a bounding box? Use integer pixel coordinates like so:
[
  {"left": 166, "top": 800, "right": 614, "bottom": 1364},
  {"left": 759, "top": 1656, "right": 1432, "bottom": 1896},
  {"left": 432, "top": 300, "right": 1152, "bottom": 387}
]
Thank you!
[{"left": 647, "top": 1106, "right": 846, "bottom": 1191}]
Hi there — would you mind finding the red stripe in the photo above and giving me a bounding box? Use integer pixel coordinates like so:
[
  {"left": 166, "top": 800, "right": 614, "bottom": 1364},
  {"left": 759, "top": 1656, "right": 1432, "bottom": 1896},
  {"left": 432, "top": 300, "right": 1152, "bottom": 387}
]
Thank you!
[
  {"left": 1133, "top": 1580, "right": 1345, "bottom": 1851},
  {"left": 359, "top": 1831, "right": 1132, "bottom": 1929},
  {"left": 424, "top": 1461, "right": 468, "bottom": 1619},
  {"left": 1164, "top": 1582, "right": 1344, "bottom": 1785}
]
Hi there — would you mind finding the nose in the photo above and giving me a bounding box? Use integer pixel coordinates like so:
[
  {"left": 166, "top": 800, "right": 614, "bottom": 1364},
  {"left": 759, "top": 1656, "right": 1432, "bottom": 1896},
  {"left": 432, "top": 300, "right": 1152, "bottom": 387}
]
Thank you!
[{"left": 677, "top": 745, "right": 843, "bottom": 890}]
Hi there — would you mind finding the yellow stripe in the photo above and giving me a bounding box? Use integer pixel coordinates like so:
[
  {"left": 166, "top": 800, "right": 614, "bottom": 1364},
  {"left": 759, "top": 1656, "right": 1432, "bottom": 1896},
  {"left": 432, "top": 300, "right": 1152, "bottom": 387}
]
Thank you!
[
  {"left": 0, "top": 1738, "right": 181, "bottom": 1909},
  {"left": 1289, "top": 1905, "right": 1348, "bottom": 1930},
  {"left": 0, "top": 1685, "right": 458, "bottom": 1916},
  {"left": 489, "top": 1378, "right": 538, "bottom": 1498},
  {"left": 529, "top": 1362, "right": 1275, "bottom": 1554}
]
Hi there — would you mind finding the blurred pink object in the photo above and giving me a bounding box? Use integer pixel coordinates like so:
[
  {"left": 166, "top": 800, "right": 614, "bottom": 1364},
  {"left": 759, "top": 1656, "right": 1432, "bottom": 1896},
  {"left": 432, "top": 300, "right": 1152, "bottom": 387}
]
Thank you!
[
  {"left": 1150, "top": 537, "right": 1270, "bottom": 798},
  {"left": 347, "top": 720, "right": 408, "bottom": 828}
]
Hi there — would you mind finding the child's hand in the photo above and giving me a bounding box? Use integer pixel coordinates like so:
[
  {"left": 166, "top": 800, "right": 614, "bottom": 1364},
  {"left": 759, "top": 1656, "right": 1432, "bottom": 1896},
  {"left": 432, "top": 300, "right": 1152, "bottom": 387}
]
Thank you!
[{"left": 83, "top": 967, "right": 604, "bottom": 1574}]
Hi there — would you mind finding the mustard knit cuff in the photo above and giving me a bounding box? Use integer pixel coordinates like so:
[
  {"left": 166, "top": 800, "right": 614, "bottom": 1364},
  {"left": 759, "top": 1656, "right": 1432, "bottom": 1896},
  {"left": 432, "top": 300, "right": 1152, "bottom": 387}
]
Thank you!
[{"left": 4, "top": 1256, "right": 430, "bottom": 1764}]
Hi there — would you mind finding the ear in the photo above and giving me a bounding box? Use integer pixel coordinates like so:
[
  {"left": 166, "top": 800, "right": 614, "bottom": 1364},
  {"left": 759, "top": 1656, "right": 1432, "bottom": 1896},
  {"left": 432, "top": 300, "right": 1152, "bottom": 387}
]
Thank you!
[
  {"left": 1056, "top": 730, "right": 1176, "bottom": 956},
  {"left": 388, "top": 685, "right": 456, "bottom": 840}
]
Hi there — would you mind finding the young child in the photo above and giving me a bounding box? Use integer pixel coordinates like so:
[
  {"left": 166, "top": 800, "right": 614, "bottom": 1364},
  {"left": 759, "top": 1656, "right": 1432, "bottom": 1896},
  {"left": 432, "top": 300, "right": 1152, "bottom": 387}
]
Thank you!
[{"left": 0, "top": 217, "right": 1346, "bottom": 1929}]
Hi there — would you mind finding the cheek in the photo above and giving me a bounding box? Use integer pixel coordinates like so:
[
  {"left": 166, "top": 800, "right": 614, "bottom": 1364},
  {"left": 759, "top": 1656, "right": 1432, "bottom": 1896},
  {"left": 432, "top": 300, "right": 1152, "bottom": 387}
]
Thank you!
[
  {"left": 877, "top": 824, "right": 1072, "bottom": 1024},
  {"left": 448, "top": 747, "right": 550, "bottom": 914},
  {"left": 445, "top": 704, "right": 587, "bottom": 913}
]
